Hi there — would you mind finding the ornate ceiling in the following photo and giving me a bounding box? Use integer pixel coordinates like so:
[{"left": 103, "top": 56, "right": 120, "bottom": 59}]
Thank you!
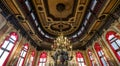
[{"left": 2, "top": 0, "right": 120, "bottom": 50}]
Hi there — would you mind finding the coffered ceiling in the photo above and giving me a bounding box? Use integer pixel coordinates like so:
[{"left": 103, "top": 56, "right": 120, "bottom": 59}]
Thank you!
[{"left": 2, "top": 0, "right": 120, "bottom": 50}]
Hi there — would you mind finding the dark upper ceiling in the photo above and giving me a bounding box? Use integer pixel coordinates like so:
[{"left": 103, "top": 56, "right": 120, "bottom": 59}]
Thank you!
[{"left": 1, "top": 0, "right": 120, "bottom": 50}]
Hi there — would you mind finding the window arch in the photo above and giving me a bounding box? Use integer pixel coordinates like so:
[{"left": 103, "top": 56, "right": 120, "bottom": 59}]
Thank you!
[
  {"left": 76, "top": 51, "right": 86, "bottom": 66},
  {"left": 29, "top": 50, "right": 35, "bottom": 66},
  {"left": 38, "top": 51, "right": 47, "bottom": 66},
  {"left": 94, "top": 43, "right": 109, "bottom": 66},
  {"left": 16, "top": 43, "right": 29, "bottom": 66},
  {"left": 0, "top": 32, "right": 18, "bottom": 66},
  {"left": 87, "top": 49, "right": 97, "bottom": 66},
  {"left": 106, "top": 31, "right": 120, "bottom": 62}
]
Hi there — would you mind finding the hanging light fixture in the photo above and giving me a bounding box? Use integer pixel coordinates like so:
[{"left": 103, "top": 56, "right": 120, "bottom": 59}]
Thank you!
[
  {"left": 51, "top": 3, "right": 72, "bottom": 51},
  {"left": 51, "top": 3, "right": 73, "bottom": 65},
  {"left": 51, "top": 33, "right": 72, "bottom": 50},
  {"left": 51, "top": 33, "right": 73, "bottom": 65}
]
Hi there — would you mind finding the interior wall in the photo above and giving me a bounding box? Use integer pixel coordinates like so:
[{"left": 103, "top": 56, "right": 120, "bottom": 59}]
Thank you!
[{"left": 0, "top": 13, "right": 120, "bottom": 66}]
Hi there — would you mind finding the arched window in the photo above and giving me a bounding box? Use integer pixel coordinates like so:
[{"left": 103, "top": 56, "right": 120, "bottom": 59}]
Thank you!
[
  {"left": 29, "top": 50, "right": 35, "bottom": 66},
  {"left": 0, "top": 32, "right": 18, "bottom": 66},
  {"left": 16, "top": 43, "right": 29, "bottom": 66},
  {"left": 38, "top": 52, "right": 47, "bottom": 66},
  {"left": 76, "top": 51, "right": 86, "bottom": 66},
  {"left": 87, "top": 49, "right": 96, "bottom": 66},
  {"left": 106, "top": 31, "right": 120, "bottom": 62},
  {"left": 94, "top": 43, "right": 109, "bottom": 66}
]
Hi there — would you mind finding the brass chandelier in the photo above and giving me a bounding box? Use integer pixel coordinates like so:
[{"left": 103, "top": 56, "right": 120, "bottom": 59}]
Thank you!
[
  {"left": 51, "top": 3, "right": 73, "bottom": 65},
  {"left": 51, "top": 33, "right": 72, "bottom": 51},
  {"left": 51, "top": 3, "right": 72, "bottom": 51}
]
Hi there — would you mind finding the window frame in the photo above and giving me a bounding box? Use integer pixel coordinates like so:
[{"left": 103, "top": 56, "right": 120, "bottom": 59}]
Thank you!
[
  {"left": 38, "top": 52, "right": 47, "bottom": 66},
  {"left": 29, "top": 50, "right": 35, "bottom": 66},
  {"left": 0, "top": 32, "right": 18, "bottom": 66},
  {"left": 106, "top": 31, "right": 120, "bottom": 62},
  {"left": 76, "top": 51, "right": 86, "bottom": 66},
  {"left": 94, "top": 43, "right": 109, "bottom": 66},
  {"left": 87, "top": 49, "right": 95, "bottom": 66},
  {"left": 16, "top": 43, "right": 29, "bottom": 66}
]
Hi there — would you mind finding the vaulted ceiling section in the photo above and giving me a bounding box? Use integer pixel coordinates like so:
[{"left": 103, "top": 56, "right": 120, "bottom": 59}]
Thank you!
[{"left": 1, "top": 0, "right": 120, "bottom": 50}]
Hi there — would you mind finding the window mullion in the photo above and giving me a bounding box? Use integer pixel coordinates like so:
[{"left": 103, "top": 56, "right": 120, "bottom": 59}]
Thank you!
[
  {"left": 5, "top": 41, "right": 11, "bottom": 51},
  {"left": 100, "top": 51, "right": 108, "bottom": 65},
  {"left": 17, "top": 50, "right": 25, "bottom": 65},
  {"left": 9, "top": 38, "right": 15, "bottom": 43},
  {"left": 1, "top": 47, "right": 9, "bottom": 52},
  {"left": 0, "top": 41, "right": 10, "bottom": 58},
  {"left": 42, "top": 58, "right": 44, "bottom": 66},
  {"left": 17, "top": 47, "right": 27, "bottom": 66},
  {"left": 22, "top": 49, "right": 26, "bottom": 57},
  {"left": 110, "top": 38, "right": 117, "bottom": 43},
  {"left": 115, "top": 40, "right": 120, "bottom": 48},
  {"left": 10, "top": 37, "right": 15, "bottom": 41},
  {"left": 17, "top": 57, "right": 22, "bottom": 66},
  {"left": 3, "top": 41, "right": 10, "bottom": 50}
]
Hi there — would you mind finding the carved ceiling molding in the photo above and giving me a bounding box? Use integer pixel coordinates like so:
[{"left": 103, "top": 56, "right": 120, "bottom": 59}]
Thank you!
[
  {"left": 33, "top": 0, "right": 89, "bottom": 35},
  {"left": 2, "top": 0, "right": 120, "bottom": 50}
]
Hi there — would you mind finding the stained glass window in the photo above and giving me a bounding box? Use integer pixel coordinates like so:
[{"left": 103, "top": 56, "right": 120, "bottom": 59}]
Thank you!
[
  {"left": 76, "top": 52, "right": 86, "bottom": 66},
  {"left": 94, "top": 43, "right": 109, "bottom": 66},
  {"left": 0, "top": 32, "right": 18, "bottom": 66},
  {"left": 38, "top": 52, "right": 47, "bottom": 66},
  {"left": 106, "top": 31, "right": 120, "bottom": 62},
  {"left": 16, "top": 44, "right": 29, "bottom": 66}
]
